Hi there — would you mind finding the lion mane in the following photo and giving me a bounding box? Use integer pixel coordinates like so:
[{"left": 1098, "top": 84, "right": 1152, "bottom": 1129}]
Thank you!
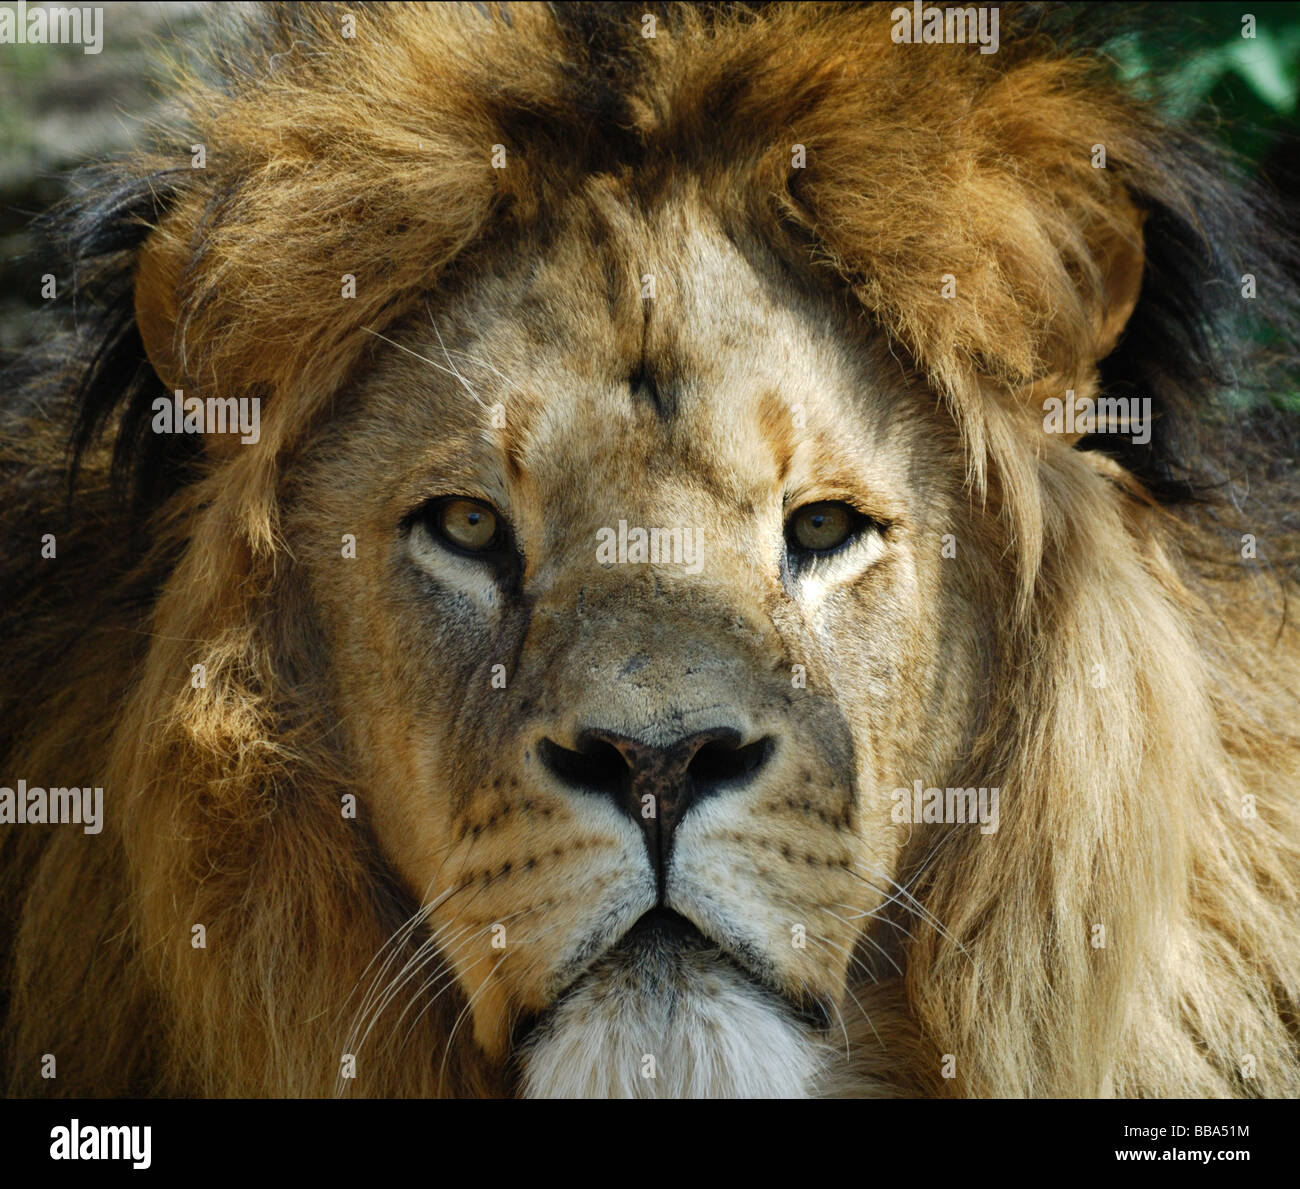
[{"left": 2, "top": 1, "right": 1298, "bottom": 1098}]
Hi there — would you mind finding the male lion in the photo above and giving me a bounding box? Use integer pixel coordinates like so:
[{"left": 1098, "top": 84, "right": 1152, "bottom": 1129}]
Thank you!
[{"left": 1, "top": 2, "right": 1298, "bottom": 1099}]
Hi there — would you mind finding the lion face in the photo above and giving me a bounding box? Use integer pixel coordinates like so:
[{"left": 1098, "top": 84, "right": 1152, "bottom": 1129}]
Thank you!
[{"left": 290, "top": 187, "right": 987, "bottom": 1096}]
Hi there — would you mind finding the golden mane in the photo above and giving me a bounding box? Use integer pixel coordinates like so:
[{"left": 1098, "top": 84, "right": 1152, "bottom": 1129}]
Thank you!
[{"left": 1, "top": 2, "right": 1297, "bottom": 1097}]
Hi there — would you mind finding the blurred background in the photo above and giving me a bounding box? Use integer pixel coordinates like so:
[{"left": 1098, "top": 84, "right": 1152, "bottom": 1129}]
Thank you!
[
  {"left": 0, "top": 2, "right": 204, "bottom": 353},
  {"left": 1, "top": 1, "right": 1298, "bottom": 359}
]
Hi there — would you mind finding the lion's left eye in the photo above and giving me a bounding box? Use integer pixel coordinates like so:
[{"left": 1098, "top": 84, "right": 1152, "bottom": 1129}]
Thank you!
[
  {"left": 786, "top": 501, "right": 867, "bottom": 555},
  {"left": 431, "top": 497, "right": 502, "bottom": 553}
]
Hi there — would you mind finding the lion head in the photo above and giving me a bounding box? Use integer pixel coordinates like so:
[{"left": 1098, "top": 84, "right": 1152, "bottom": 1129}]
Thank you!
[
  {"left": 287, "top": 185, "right": 983, "bottom": 1096},
  {"left": 2, "top": 3, "right": 1298, "bottom": 1099}
]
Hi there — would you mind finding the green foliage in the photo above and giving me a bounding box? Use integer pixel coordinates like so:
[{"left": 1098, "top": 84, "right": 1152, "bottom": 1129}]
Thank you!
[
  {"left": 1105, "top": 2, "right": 1300, "bottom": 158},
  {"left": 1090, "top": 3, "right": 1300, "bottom": 411}
]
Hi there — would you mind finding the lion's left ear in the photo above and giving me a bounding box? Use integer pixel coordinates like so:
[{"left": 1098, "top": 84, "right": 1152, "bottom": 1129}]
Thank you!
[
  {"left": 134, "top": 229, "right": 187, "bottom": 392},
  {"left": 1089, "top": 195, "right": 1146, "bottom": 361}
]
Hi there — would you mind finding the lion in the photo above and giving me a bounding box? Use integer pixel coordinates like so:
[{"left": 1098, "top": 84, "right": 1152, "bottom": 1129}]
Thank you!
[{"left": 1, "top": 1, "right": 1298, "bottom": 1099}]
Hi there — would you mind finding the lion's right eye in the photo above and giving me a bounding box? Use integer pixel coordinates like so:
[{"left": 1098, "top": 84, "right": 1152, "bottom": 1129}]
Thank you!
[
  {"left": 785, "top": 501, "right": 867, "bottom": 555},
  {"left": 429, "top": 497, "right": 502, "bottom": 554}
]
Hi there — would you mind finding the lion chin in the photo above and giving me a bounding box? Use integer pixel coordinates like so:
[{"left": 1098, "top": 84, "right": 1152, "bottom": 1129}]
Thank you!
[{"left": 518, "top": 912, "right": 830, "bottom": 1099}]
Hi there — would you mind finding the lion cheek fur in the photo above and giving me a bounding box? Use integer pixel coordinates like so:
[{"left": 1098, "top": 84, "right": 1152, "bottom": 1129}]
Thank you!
[{"left": 519, "top": 949, "right": 831, "bottom": 1099}]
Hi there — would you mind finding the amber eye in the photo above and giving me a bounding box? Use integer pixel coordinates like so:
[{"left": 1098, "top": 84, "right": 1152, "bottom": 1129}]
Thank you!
[
  {"left": 786, "top": 501, "right": 863, "bottom": 554},
  {"left": 432, "top": 498, "right": 501, "bottom": 553}
]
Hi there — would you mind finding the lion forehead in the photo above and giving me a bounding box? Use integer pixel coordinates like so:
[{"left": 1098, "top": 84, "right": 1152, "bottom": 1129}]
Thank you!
[{"left": 340, "top": 196, "right": 925, "bottom": 556}]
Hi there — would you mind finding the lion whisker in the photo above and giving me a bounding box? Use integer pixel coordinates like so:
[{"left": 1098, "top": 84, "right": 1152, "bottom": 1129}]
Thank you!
[
  {"left": 424, "top": 302, "right": 527, "bottom": 399},
  {"left": 343, "top": 879, "right": 453, "bottom": 1016},
  {"left": 339, "top": 874, "right": 505, "bottom": 1090},
  {"left": 828, "top": 898, "right": 920, "bottom": 944},
  {"left": 429, "top": 316, "right": 493, "bottom": 414},
  {"left": 351, "top": 882, "right": 491, "bottom": 1026},
  {"left": 400, "top": 915, "right": 576, "bottom": 1057},
  {"left": 358, "top": 325, "right": 491, "bottom": 412},
  {"left": 338, "top": 922, "right": 480, "bottom": 1096},
  {"left": 390, "top": 905, "right": 538, "bottom": 1043},
  {"left": 851, "top": 861, "right": 959, "bottom": 947},
  {"left": 791, "top": 930, "right": 885, "bottom": 1056},
  {"left": 343, "top": 825, "right": 493, "bottom": 1033}
]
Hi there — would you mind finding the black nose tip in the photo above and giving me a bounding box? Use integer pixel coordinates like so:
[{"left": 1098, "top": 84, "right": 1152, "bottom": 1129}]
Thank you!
[{"left": 538, "top": 727, "right": 774, "bottom": 879}]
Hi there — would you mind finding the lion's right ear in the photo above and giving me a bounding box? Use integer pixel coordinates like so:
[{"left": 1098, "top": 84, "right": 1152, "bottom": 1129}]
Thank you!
[
  {"left": 1088, "top": 195, "right": 1146, "bottom": 363},
  {"left": 134, "top": 231, "right": 187, "bottom": 391}
]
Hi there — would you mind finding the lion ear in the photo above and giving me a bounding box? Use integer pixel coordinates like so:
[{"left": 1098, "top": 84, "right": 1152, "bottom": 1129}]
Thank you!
[
  {"left": 1089, "top": 196, "right": 1146, "bottom": 361},
  {"left": 134, "top": 231, "right": 187, "bottom": 391}
]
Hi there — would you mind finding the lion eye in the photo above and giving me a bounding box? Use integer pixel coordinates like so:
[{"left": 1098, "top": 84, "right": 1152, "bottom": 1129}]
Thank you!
[
  {"left": 433, "top": 498, "right": 501, "bottom": 553},
  {"left": 786, "top": 501, "right": 863, "bottom": 554}
]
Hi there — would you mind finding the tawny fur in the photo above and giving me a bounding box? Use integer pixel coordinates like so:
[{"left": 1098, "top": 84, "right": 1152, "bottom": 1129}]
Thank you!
[{"left": 1, "top": 3, "right": 1297, "bottom": 1098}]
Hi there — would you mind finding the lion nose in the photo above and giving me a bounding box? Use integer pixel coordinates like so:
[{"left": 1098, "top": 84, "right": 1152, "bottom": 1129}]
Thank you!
[{"left": 538, "top": 727, "right": 774, "bottom": 880}]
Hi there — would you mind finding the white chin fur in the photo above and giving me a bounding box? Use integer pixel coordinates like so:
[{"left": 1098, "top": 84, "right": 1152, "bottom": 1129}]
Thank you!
[{"left": 519, "top": 944, "right": 829, "bottom": 1098}]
